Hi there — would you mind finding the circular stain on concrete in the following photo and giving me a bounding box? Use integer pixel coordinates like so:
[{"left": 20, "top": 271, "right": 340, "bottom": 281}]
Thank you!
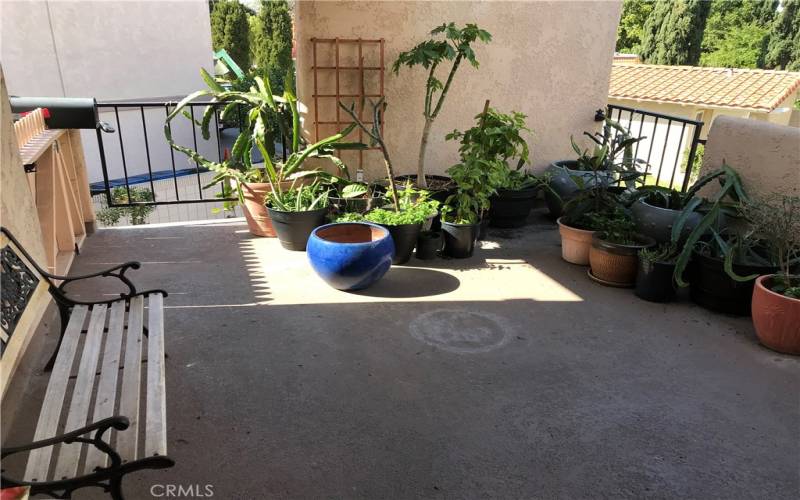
[{"left": 409, "top": 309, "right": 511, "bottom": 354}]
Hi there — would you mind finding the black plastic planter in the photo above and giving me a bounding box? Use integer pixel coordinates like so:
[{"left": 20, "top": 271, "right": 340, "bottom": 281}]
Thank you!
[
  {"left": 416, "top": 231, "right": 442, "bottom": 260},
  {"left": 489, "top": 188, "right": 538, "bottom": 228},
  {"left": 689, "top": 251, "right": 777, "bottom": 316},
  {"left": 635, "top": 259, "right": 676, "bottom": 302},
  {"left": 477, "top": 217, "right": 489, "bottom": 241},
  {"left": 267, "top": 207, "right": 327, "bottom": 251},
  {"left": 379, "top": 222, "right": 422, "bottom": 265},
  {"left": 442, "top": 221, "right": 479, "bottom": 258}
]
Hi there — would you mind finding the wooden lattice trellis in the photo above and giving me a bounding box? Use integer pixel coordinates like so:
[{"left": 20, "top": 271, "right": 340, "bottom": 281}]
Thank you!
[{"left": 310, "top": 37, "right": 385, "bottom": 172}]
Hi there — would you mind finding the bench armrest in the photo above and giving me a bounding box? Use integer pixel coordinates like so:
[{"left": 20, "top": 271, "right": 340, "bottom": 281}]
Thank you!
[
  {"left": 53, "top": 262, "right": 168, "bottom": 305},
  {"left": 1, "top": 416, "right": 129, "bottom": 458}
]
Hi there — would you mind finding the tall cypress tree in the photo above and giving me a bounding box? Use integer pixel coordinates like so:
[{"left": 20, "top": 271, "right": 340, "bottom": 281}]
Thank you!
[
  {"left": 640, "top": 0, "right": 712, "bottom": 65},
  {"left": 252, "top": 0, "right": 293, "bottom": 92},
  {"left": 761, "top": 0, "right": 800, "bottom": 70},
  {"left": 210, "top": 0, "right": 251, "bottom": 72}
]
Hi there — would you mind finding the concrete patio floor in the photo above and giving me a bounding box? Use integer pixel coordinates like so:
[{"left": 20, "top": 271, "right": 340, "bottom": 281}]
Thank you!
[{"left": 5, "top": 209, "right": 799, "bottom": 499}]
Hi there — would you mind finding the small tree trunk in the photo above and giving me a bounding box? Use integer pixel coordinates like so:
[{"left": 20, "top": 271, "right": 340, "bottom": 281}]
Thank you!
[{"left": 416, "top": 119, "right": 433, "bottom": 188}]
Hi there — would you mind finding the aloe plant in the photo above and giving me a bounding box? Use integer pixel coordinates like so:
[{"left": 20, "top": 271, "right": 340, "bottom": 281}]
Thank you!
[
  {"left": 670, "top": 163, "right": 750, "bottom": 287},
  {"left": 165, "top": 68, "right": 359, "bottom": 208},
  {"left": 393, "top": 22, "right": 492, "bottom": 188}
]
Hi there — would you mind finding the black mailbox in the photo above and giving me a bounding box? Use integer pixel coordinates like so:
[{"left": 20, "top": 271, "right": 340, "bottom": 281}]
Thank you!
[{"left": 9, "top": 97, "right": 99, "bottom": 130}]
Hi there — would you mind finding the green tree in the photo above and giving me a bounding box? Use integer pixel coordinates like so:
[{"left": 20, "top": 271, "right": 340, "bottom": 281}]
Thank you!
[
  {"left": 210, "top": 0, "right": 251, "bottom": 71},
  {"left": 616, "top": 0, "right": 655, "bottom": 53},
  {"left": 640, "top": 0, "right": 712, "bottom": 65},
  {"left": 761, "top": 0, "right": 800, "bottom": 70},
  {"left": 252, "top": 0, "right": 293, "bottom": 93},
  {"left": 701, "top": 0, "right": 775, "bottom": 68}
]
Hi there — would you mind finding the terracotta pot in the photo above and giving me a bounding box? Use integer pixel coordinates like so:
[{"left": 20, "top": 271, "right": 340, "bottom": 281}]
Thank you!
[
  {"left": 241, "top": 181, "right": 297, "bottom": 237},
  {"left": 752, "top": 275, "right": 800, "bottom": 355},
  {"left": 589, "top": 234, "right": 655, "bottom": 287},
  {"left": 557, "top": 217, "right": 594, "bottom": 265}
]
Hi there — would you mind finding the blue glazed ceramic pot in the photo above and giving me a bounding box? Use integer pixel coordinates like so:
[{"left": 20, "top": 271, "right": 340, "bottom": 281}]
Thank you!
[{"left": 307, "top": 222, "right": 394, "bottom": 291}]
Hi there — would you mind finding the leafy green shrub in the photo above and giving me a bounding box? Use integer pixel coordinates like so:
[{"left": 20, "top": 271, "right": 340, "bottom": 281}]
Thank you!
[{"left": 96, "top": 187, "right": 154, "bottom": 226}]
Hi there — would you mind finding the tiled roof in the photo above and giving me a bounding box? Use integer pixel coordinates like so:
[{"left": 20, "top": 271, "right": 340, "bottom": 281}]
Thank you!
[{"left": 609, "top": 64, "right": 800, "bottom": 112}]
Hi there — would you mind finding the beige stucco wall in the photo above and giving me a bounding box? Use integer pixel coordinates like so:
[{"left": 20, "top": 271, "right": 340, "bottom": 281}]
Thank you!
[
  {"left": 0, "top": 67, "right": 51, "bottom": 398},
  {"left": 701, "top": 115, "right": 799, "bottom": 197},
  {"left": 295, "top": 0, "right": 622, "bottom": 180}
]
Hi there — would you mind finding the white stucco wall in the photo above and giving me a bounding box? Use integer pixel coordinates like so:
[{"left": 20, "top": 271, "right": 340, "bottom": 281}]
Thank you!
[
  {"left": 295, "top": 0, "right": 622, "bottom": 179},
  {"left": 1, "top": 0, "right": 214, "bottom": 99},
  {"left": 0, "top": 0, "right": 217, "bottom": 184}
]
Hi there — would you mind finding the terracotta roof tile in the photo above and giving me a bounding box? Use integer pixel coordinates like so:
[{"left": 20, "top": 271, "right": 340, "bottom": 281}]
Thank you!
[{"left": 609, "top": 64, "right": 800, "bottom": 112}]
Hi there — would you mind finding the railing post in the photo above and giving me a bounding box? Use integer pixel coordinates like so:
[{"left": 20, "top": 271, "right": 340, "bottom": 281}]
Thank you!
[
  {"left": 95, "top": 127, "right": 113, "bottom": 207},
  {"left": 681, "top": 124, "right": 704, "bottom": 193}
]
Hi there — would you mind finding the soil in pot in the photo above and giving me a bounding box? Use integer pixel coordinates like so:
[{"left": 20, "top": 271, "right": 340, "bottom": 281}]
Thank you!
[
  {"left": 394, "top": 174, "right": 455, "bottom": 193},
  {"left": 307, "top": 222, "right": 394, "bottom": 291},
  {"left": 267, "top": 207, "right": 327, "bottom": 251},
  {"left": 589, "top": 234, "right": 656, "bottom": 287},
  {"left": 378, "top": 222, "right": 422, "bottom": 265},
  {"left": 635, "top": 259, "right": 677, "bottom": 302},
  {"left": 416, "top": 230, "right": 442, "bottom": 260},
  {"left": 489, "top": 188, "right": 538, "bottom": 228},
  {"left": 689, "top": 251, "right": 778, "bottom": 315},
  {"left": 557, "top": 217, "right": 595, "bottom": 265},
  {"left": 752, "top": 275, "right": 800, "bottom": 355},
  {"left": 442, "top": 221, "right": 479, "bottom": 258}
]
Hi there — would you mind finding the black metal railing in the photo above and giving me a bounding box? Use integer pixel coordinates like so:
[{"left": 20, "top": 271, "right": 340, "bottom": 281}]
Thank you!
[
  {"left": 94, "top": 100, "right": 287, "bottom": 208},
  {"left": 600, "top": 104, "right": 704, "bottom": 192}
]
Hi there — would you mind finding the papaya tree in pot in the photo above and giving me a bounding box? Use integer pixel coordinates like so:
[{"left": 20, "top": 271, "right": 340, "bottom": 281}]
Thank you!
[{"left": 393, "top": 22, "right": 492, "bottom": 189}]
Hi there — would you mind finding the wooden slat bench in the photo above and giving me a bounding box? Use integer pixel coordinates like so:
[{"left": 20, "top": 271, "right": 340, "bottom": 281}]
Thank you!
[{"left": 1, "top": 227, "right": 173, "bottom": 499}]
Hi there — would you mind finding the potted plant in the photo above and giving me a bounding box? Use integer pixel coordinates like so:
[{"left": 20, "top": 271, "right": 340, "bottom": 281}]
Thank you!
[
  {"left": 165, "top": 69, "right": 359, "bottom": 237},
  {"left": 588, "top": 210, "right": 655, "bottom": 286},
  {"left": 635, "top": 243, "right": 679, "bottom": 302},
  {"left": 547, "top": 118, "right": 646, "bottom": 216},
  {"left": 491, "top": 170, "right": 553, "bottom": 228},
  {"left": 556, "top": 149, "right": 643, "bottom": 265},
  {"left": 306, "top": 222, "right": 394, "bottom": 291},
  {"left": 440, "top": 195, "right": 481, "bottom": 258},
  {"left": 668, "top": 164, "right": 771, "bottom": 314},
  {"left": 748, "top": 195, "right": 800, "bottom": 354},
  {"left": 445, "top": 105, "right": 541, "bottom": 230},
  {"left": 392, "top": 22, "right": 491, "bottom": 189},
  {"left": 367, "top": 205, "right": 436, "bottom": 264},
  {"left": 336, "top": 99, "right": 439, "bottom": 265},
  {"left": 266, "top": 181, "right": 330, "bottom": 251},
  {"left": 630, "top": 165, "right": 743, "bottom": 243},
  {"left": 337, "top": 194, "right": 440, "bottom": 265}
]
